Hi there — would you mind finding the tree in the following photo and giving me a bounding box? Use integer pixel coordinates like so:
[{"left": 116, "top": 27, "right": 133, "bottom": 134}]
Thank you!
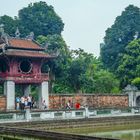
[
  {"left": 65, "top": 49, "right": 120, "bottom": 93},
  {"left": 36, "top": 34, "right": 70, "bottom": 76},
  {"left": 18, "top": 1, "right": 64, "bottom": 37},
  {"left": 0, "top": 15, "right": 19, "bottom": 36},
  {"left": 117, "top": 39, "right": 140, "bottom": 87},
  {"left": 36, "top": 34, "right": 72, "bottom": 93},
  {"left": 0, "top": 1, "right": 64, "bottom": 38},
  {"left": 66, "top": 49, "right": 94, "bottom": 92},
  {"left": 94, "top": 70, "right": 120, "bottom": 93},
  {"left": 132, "top": 77, "right": 140, "bottom": 90},
  {"left": 101, "top": 5, "right": 140, "bottom": 72}
]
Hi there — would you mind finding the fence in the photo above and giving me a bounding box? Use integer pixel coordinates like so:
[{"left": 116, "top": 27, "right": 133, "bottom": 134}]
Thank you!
[{"left": 0, "top": 107, "right": 140, "bottom": 123}]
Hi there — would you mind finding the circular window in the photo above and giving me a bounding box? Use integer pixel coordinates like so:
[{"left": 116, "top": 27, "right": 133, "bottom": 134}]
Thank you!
[{"left": 19, "top": 60, "right": 32, "bottom": 73}]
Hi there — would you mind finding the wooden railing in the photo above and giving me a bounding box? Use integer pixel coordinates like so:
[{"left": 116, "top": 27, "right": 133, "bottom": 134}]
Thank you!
[
  {"left": 0, "top": 72, "right": 49, "bottom": 83},
  {"left": 0, "top": 73, "right": 48, "bottom": 78}
]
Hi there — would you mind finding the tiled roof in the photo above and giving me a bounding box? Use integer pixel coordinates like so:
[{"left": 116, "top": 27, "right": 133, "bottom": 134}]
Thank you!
[
  {"left": 5, "top": 51, "right": 54, "bottom": 58},
  {"left": 8, "top": 38, "right": 43, "bottom": 50}
]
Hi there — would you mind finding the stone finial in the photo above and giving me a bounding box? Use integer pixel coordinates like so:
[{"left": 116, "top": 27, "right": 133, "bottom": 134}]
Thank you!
[
  {"left": 118, "top": 38, "right": 122, "bottom": 42},
  {"left": 134, "top": 31, "right": 139, "bottom": 40},
  {"left": 26, "top": 32, "right": 34, "bottom": 40},
  {"left": 44, "top": 42, "right": 48, "bottom": 50},
  {"left": 55, "top": 49, "right": 60, "bottom": 56},
  {"left": 3, "top": 34, "right": 9, "bottom": 45},
  {"left": 124, "top": 84, "right": 138, "bottom": 92},
  {"left": 15, "top": 27, "right": 20, "bottom": 38},
  {"left": 2, "top": 45, "right": 5, "bottom": 53},
  {"left": 0, "top": 24, "right": 9, "bottom": 45},
  {"left": 0, "top": 24, "right": 4, "bottom": 35}
]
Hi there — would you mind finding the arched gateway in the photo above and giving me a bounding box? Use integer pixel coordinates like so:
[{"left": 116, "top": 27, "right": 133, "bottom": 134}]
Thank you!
[{"left": 0, "top": 34, "right": 54, "bottom": 110}]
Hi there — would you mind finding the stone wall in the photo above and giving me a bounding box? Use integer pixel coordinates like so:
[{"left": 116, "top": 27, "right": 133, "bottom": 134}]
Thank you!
[
  {"left": 0, "top": 94, "right": 129, "bottom": 110},
  {"left": 49, "top": 94, "right": 128, "bottom": 109},
  {"left": 0, "top": 96, "right": 6, "bottom": 110}
]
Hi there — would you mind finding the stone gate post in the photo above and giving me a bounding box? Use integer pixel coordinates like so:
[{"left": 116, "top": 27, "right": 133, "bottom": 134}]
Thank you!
[
  {"left": 38, "top": 81, "right": 49, "bottom": 109},
  {"left": 4, "top": 81, "right": 15, "bottom": 110}
]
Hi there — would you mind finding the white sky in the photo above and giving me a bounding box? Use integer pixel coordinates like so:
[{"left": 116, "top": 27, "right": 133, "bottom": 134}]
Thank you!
[{"left": 0, "top": 0, "right": 140, "bottom": 57}]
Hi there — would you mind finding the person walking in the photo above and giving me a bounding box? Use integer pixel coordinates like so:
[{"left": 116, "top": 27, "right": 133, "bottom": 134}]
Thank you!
[
  {"left": 27, "top": 95, "right": 32, "bottom": 109},
  {"left": 66, "top": 100, "right": 71, "bottom": 109},
  {"left": 42, "top": 99, "right": 47, "bottom": 110},
  {"left": 20, "top": 96, "right": 25, "bottom": 110},
  {"left": 15, "top": 96, "right": 20, "bottom": 110}
]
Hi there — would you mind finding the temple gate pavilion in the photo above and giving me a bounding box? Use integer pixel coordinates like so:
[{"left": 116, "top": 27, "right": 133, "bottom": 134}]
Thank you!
[{"left": 0, "top": 32, "right": 54, "bottom": 110}]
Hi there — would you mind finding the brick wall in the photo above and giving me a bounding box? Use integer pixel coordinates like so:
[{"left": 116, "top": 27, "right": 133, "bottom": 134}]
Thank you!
[
  {"left": 0, "top": 94, "right": 128, "bottom": 110},
  {"left": 49, "top": 94, "right": 128, "bottom": 109},
  {"left": 0, "top": 96, "right": 6, "bottom": 110}
]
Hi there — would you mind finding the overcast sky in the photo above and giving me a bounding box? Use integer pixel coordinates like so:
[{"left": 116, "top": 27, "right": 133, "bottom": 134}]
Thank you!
[{"left": 0, "top": 0, "right": 140, "bottom": 57}]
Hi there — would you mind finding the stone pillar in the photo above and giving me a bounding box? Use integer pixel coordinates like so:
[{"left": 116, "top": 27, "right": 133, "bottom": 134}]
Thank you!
[
  {"left": 128, "top": 92, "right": 134, "bottom": 107},
  {"left": 25, "top": 109, "right": 31, "bottom": 121},
  {"left": 124, "top": 85, "right": 138, "bottom": 107},
  {"left": 85, "top": 107, "right": 89, "bottom": 118},
  {"left": 128, "top": 91, "right": 136, "bottom": 107},
  {"left": 38, "top": 81, "right": 49, "bottom": 109},
  {"left": 4, "top": 81, "right": 15, "bottom": 110},
  {"left": 133, "top": 92, "right": 137, "bottom": 107},
  {"left": 23, "top": 84, "right": 31, "bottom": 96}
]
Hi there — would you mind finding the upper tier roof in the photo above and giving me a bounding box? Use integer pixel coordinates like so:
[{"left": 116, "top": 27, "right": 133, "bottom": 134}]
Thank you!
[
  {"left": 8, "top": 38, "right": 44, "bottom": 50},
  {"left": 0, "top": 36, "right": 55, "bottom": 59},
  {"left": 5, "top": 51, "right": 53, "bottom": 58}
]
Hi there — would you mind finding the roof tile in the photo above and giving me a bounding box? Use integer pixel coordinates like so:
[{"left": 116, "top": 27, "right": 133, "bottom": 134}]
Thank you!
[
  {"left": 5, "top": 51, "right": 54, "bottom": 58},
  {"left": 8, "top": 39, "right": 43, "bottom": 50}
]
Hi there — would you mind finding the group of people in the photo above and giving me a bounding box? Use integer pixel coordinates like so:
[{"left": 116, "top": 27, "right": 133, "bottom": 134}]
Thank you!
[
  {"left": 15, "top": 96, "right": 81, "bottom": 110},
  {"left": 15, "top": 95, "right": 34, "bottom": 110},
  {"left": 66, "top": 100, "right": 81, "bottom": 109}
]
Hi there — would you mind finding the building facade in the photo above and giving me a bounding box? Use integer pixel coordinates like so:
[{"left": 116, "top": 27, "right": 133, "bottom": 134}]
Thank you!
[{"left": 0, "top": 32, "right": 54, "bottom": 110}]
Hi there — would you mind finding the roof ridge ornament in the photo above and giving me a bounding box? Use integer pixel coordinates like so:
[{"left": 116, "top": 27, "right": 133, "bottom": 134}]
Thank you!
[
  {"left": 2, "top": 44, "right": 6, "bottom": 53},
  {"left": 134, "top": 31, "right": 139, "bottom": 40},
  {"left": 0, "top": 24, "right": 9, "bottom": 45},
  {"left": 26, "top": 32, "right": 34, "bottom": 40},
  {"left": 15, "top": 27, "right": 20, "bottom": 38},
  {"left": 44, "top": 42, "right": 48, "bottom": 50},
  {"left": 0, "top": 24, "right": 4, "bottom": 36}
]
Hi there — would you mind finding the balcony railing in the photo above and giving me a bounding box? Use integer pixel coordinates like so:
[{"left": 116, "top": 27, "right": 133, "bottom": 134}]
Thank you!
[
  {"left": 0, "top": 73, "right": 48, "bottom": 78},
  {"left": 0, "top": 72, "right": 49, "bottom": 83}
]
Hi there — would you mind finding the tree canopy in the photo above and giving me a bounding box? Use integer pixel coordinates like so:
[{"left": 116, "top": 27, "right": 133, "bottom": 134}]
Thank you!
[
  {"left": 52, "top": 49, "right": 120, "bottom": 93},
  {"left": 117, "top": 39, "right": 140, "bottom": 87},
  {"left": 0, "top": 15, "right": 19, "bottom": 36},
  {"left": 0, "top": 1, "right": 64, "bottom": 38},
  {"left": 101, "top": 5, "right": 140, "bottom": 72}
]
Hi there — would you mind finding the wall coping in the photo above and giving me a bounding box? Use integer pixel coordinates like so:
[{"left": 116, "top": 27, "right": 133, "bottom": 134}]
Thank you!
[
  {"left": 0, "top": 127, "right": 119, "bottom": 140},
  {"left": 49, "top": 94, "right": 128, "bottom": 96}
]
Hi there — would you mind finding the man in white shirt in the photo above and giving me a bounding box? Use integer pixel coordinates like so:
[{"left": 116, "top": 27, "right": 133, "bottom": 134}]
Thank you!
[{"left": 27, "top": 95, "right": 32, "bottom": 109}]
